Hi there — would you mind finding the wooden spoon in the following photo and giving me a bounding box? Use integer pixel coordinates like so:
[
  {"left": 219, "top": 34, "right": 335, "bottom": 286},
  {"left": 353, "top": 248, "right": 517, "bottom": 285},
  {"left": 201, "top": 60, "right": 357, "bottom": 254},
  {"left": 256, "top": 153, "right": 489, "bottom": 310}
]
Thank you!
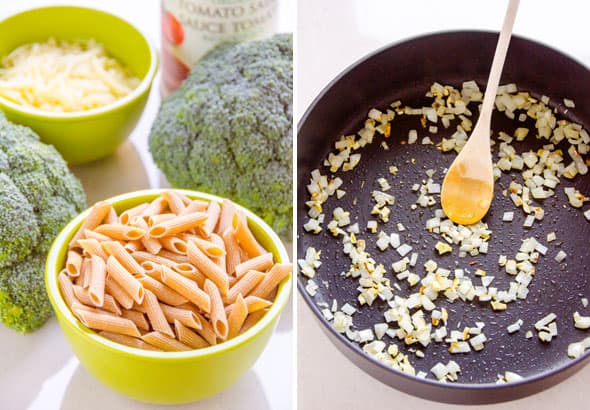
[{"left": 441, "top": 0, "right": 520, "bottom": 225}]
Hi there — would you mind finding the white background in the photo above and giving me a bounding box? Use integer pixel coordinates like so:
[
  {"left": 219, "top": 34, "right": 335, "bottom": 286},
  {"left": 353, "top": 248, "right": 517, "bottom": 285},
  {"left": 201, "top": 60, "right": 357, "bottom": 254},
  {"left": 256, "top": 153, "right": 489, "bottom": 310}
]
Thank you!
[
  {"left": 0, "top": 1, "right": 295, "bottom": 409},
  {"left": 297, "top": 1, "right": 590, "bottom": 409}
]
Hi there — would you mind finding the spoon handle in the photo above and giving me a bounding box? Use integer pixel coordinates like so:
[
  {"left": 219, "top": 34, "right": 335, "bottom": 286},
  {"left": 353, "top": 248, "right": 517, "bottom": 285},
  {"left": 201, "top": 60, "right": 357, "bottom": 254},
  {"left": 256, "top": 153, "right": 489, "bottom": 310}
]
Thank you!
[{"left": 480, "top": 0, "right": 520, "bottom": 120}]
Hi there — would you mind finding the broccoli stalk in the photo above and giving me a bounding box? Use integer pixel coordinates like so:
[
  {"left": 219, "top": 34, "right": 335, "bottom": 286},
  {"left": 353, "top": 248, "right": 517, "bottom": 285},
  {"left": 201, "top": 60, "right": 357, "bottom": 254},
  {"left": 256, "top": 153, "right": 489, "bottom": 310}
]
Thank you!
[
  {"left": 149, "top": 33, "right": 293, "bottom": 237},
  {"left": 0, "top": 113, "right": 86, "bottom": 332}
]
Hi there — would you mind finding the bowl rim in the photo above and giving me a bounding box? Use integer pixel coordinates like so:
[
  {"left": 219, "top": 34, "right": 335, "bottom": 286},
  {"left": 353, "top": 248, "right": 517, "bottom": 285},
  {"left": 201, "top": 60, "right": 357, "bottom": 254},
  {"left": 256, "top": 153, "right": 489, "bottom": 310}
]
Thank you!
[
  {"left": 46, "top": 189, "right": 292, "bottom": 361},
  {"left": 297, "top": 29, "right": 590, "bottom": 393},
  {"left": 0, "top": 5, "right": 158, "bottom": 121}
]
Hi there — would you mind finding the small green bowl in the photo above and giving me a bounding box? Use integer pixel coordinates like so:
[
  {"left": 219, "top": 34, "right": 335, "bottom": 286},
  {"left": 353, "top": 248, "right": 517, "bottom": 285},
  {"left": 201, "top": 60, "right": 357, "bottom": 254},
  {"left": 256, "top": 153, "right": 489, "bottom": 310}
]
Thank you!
[
  {"left": 45, "top": 189, "right": 292, "bottom": 404},
  {"left": 0, "top": 6, "right": 158, "bottom": 164}
]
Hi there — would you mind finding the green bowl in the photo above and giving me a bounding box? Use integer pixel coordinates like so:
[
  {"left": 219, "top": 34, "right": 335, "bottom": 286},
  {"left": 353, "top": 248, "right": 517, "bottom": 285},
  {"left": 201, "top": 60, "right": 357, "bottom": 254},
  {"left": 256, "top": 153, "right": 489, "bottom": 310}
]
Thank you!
[
  {"left": 0, "top": 6, "right": 158, "bottom": 164},
  {"left": 45, "top": 189, "right": 292, "bottom": 404}
]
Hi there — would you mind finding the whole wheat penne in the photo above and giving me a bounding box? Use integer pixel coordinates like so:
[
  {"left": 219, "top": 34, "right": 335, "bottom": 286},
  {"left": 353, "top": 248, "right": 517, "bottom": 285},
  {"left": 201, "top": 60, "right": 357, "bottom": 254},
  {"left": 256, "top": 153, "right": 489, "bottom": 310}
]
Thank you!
[
  {"left": 172, "top": 264, "right": 206, "bottom": 287},
  {"left": 183, "top": 308, "right": 217, "bottom": 345},
  {"left": 227, "top": 294, "right": 248, "bottom": 339},
  {"left": 140, "top": 196, "right": 167, "bottom": 217},
  {"left": 75, "top": 258, "right": 91, "bottom": 288},
  {"left": 119, "top": 203, "right": 149, "bottom": 225},
  {"left": 234, "top": 253, "right": 274, "bottom": 279},
  {"left": 160, "top": 265, "right": 211, "bottom": 313},
  {"left": 106, "top": 256, "right": 145, "bottom": 304},
  {"left": 95, "top": 224, "right": 145, "bottom": 241},
  {"left": 187, "top": 241, "right": 229, "bottom": 296},
  {"left": 250, "top": 263, "right": 292, "bottom": 299},
  {"left": 162, "top": 190, "right": 187, "bottom": 214},
  {"left": 204, "top": 279, "right": 228, "bottom": 340},
  {"left": 159, "top": 237, "right": 188, "bottom": 255},
  {"left": 74, "top": 307, "right": 141, "bottom": 337},
  {"left": 105, "top": 206, "right": 119, "bottom": 224},
  {"left": 225, "top": 295, "right": 272, "bottom": 315},
  {"left": 58, "top": 271, "right": 77, "bottom": 307},
  {"left": 73, "top": 285, "right": 121, "bottom": 315},
  {"left": 149, "top": 212, "right": 208, "bottom": 238},
  {"left": 83, "top": 229, "right": 112, "bottom": 242},
  {"left": 70, "top": 201, "right": 111, "bottom": 248},
  {"left": 78, "top": 238, "right": 109, "bottom": 260},
  {"left": 148, "top": 213, "right": 176, "bottom": 226},
  {"left": 141, "top": 290, "right": 174, "bottom": 337},
  {"left": 66, "top": 250, "right": 83, "bottom": 277},
  {"left": 232, "top": 211, "right": 264, "bottom": 258},
  {"left": 179, "top": 200, "right": 209, "bottom": 215},
  {"left": 226, "top": 270, "right": 265, "bottom": 304},
  {"left": 132, "top": 251, "right": 177, "bottom": 268},
  {"left": 133, "top": 217, "right": 162, "bottom": 254},
  {"left": 99, "top": 331, "right": 162, "bottom": 351},
  {"left": 181, "top": 234, "right": 226, "bottom": 258},
  {"left": 102, "top": 241, "right": 144, "bottom": 274},
  {"left": 160, "top": 303, "right": 202, "bottom": 329},
  {"left": 121, "top": 310, "right": 150, "bottom": 331},
  {"left": 137, "top": 274, "right": 188, "bottom": 306},
  {"left": 158, "top": 250, "right": 189, "bottom": 264},
  {"left": 174, "top": 320, "right": 209, "bottom": 349},
  {"left": 88, "top": 255, "right": 107, "bottom": 307},
  {"left": 222, "top": 227, "right": 241, "bottom": 276},
  {"left": 209, "top": 233, "right": 227, "bottom": 272},
  {"left": 105, "top": 275, "right": 135, "bottom": 309},
  {"left": 201, "top": 201, "right": 221, "bottom": 238},
  {"left": 217, "top": 199, "right": 238, "bottom": 235},
  {"left": 240, "top": 309, "right": 268, "bottom": 334},
  {"left": 142, "top": 331, "right": 192, "bottom": 352},
  {"left": 124, "top": 240, "right": 144, "bottom": 253}
]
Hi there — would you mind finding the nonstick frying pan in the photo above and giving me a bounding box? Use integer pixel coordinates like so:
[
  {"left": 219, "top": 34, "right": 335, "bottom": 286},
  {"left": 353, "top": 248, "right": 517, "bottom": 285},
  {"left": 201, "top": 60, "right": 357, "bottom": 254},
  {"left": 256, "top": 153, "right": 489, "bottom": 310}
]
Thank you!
[{"left": 297, "top": 31, "right": 590, "bottom": 404}]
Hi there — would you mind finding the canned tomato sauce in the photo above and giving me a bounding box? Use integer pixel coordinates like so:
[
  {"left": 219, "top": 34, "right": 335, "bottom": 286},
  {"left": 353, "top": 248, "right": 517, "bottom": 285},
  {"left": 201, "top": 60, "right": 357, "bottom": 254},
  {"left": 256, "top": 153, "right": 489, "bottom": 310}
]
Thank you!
[{"left": 161, "top": 0, "right": 278, "bottom": 96}]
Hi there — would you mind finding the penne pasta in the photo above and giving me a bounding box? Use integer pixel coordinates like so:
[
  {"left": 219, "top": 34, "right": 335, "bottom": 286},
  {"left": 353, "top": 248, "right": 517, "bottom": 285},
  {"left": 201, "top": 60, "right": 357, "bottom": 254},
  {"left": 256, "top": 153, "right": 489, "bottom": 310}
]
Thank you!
[
  {"left": 174, "top": 320, "right": 209, "bottom": 349},
  {"left": 119, "top": 203, "right": 149, "bottom": 225},
  {"left": 225, "top": 270, "right": 265, "bottom": 304},
  {"left": 149, "top": 212, "right": 207, "bottom": 238},
  {"left": 227, "top": 294, "right": 248, "bottom": 339},
  {"left": 159, "top": 237, "right": 188, "bottom": 255},
  {"left": 225, "top": 295, "right": 272, "bottom": 315},
  {"left": 148, "top": 213, "right": 177, "bottom": 226},
  {"left": 137, "top": 274, "right": 188, "bottom": 306},
  {"left": 105, "top": 206, "right": 119, "bottom": 224},
  {"left": 132, "top": 251, "right": 177, "bottom": 268},
  {"left": 141, "top": 290, "right": 174, "bottom": 337},
  {"left": 172, "top": 264, "right": 206, "bottom": 286},
  {"left": 216, "top": 199, "right": 238, "bottom": 235},
  {"left": 83, "top": 229, "right": 112, "bottom": 242},
  {"left": 121, "top": 310, "right": 150, "bottom": 331},
  {"left": 204, "top": 279, "right": 228, "bottom": 340},
  {"left": 74, "top": 307, "right": 141, "bottom": 337},
  {"left": 73, "top": 285, "right": 121, "bottom": 315},
  {"left": 105, "top": 275, "right": 135, "bottom": 310},
  {"left": 123, "top": 240, "right": 144, "bottom": 253},
  {"left": 162, "top": 190, "right": 187, "bottom": 214},
  {"left": 88, "top": 255, "right": 107, "bottom": 307},
  {"left": 139, "top": 261, "right": 161, "bottom": 277},
  {"left": 160, "top": 303, "right": 202, "bottom": 330},
  {"left": 140, "top": 196, "right": 167, "bottom": 218},
  {"left": 102, "top": 241, "right": 144, "bottom": 274},
  {"left": 186, "top": 240, "right": 229, "bottom": 296},
  {"left": 179, "top": 199, "right": 209, "bottom": 215},
  {"left": 95, "top": 224, "right": 145, "bottom": 241},
  {"left": 232, "top": 211, "right": 264, "bottom": 258},
  {"left": 160, "top": 265, "right": 211, "bottom": 313},
  {"left": 70, "top": 201, "right": 111, "bottom": 248},
  {"left": 58, "top": 271, "right": 77, "bottom": 307},
  {"left": 65, "top": 250, "right": 83, "bottom": 277},
  {"left": 201, "top": 200, "right": 221, "bottom": 238},
  {"left": 209, "top": 233, "right": 227, "bottom": 272},
  {"left": 77, "top": 258, "right": 91, "bottom": 288},
  {"left": 141, "top": 331, "right": 192, "bottom": 352},
  {"left": 182, "top": 308, "right": 217, "bottom": 345},
  {"left": 250, "top": 263, "right": 292, "bottom": 300},
  {"left": 99, "top": 331, "right": 162, "bottom": 351},
  {"left": 234, "top": 252, "right": 274, "bottom": 279},
  {"left": 77, "top": 238, "right": 109, "bottom": 261},
  {"left": 106, "top": 256, "right": 145, "bottom": 304},
  {"left": 180, "top": 234, "right": 226, "bottom": 258},
  {"left": 222, "top": 227, "right": 241, "bottom": 276},
  {"left": 240, "top": 309, "right": 268, "bottom": 335},
  {"left": 133, "top": 217, "right": 162, "bottom": 254}
]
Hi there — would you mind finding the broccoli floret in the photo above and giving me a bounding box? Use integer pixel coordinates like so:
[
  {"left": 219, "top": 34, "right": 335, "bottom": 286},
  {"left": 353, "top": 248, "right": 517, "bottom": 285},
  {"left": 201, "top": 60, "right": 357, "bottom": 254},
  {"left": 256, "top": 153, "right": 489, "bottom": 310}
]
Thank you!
[
  {"left": 149, "top": 33, "right": 293, "bottom": 237},
  {"left": 0, "top": 113, "right": 86, "bottom": 332}
]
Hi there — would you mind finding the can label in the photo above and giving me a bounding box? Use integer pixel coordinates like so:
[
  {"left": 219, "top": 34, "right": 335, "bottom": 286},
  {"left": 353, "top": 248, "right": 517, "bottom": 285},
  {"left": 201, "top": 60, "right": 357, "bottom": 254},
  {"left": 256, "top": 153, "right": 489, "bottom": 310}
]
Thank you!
[{"left": 161, "top": 0, "right": 278, "bottom": 95}]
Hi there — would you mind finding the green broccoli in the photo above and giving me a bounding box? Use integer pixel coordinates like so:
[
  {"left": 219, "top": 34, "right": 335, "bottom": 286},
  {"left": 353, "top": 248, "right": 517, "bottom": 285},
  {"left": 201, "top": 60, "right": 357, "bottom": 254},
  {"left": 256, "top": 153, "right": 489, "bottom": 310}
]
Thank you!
[
  {"left": 149, "top": 33, "right": 293, "bottom": 237},
  {"left": 0, "top": 113, "right": 86, "bottom": 333}
]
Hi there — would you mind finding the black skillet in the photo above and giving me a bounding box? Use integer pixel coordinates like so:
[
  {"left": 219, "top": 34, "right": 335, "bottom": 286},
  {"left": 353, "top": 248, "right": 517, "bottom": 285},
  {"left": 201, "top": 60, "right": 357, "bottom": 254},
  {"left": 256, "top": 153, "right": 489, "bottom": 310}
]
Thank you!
[{"left": 297, "top": 31, "right": 590, "bottom": 404}]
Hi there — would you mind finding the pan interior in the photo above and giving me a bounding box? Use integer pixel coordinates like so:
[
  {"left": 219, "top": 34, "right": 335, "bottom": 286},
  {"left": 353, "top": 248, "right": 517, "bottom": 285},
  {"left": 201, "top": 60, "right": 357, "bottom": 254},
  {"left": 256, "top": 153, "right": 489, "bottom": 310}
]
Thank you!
[{"left": 297, "top": 32, "right": 589, "bottom": 386}]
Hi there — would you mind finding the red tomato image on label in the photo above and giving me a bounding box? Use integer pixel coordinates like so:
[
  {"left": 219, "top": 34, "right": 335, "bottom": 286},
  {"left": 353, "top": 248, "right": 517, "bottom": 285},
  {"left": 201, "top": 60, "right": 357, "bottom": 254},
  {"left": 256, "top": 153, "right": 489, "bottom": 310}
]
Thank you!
[{"left": 162, "top": 10, "right": 184, "bottom": 45}]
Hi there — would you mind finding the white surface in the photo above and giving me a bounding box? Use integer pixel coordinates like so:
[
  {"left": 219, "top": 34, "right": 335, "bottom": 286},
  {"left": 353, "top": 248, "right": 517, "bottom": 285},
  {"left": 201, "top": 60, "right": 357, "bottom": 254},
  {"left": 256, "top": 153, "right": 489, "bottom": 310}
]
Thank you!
[
  {"left": 0, "top": 1, "right": 294, "bottom": 409},
  {"left": 297, "top": 0, "right": 590, "bottom": 409}
]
